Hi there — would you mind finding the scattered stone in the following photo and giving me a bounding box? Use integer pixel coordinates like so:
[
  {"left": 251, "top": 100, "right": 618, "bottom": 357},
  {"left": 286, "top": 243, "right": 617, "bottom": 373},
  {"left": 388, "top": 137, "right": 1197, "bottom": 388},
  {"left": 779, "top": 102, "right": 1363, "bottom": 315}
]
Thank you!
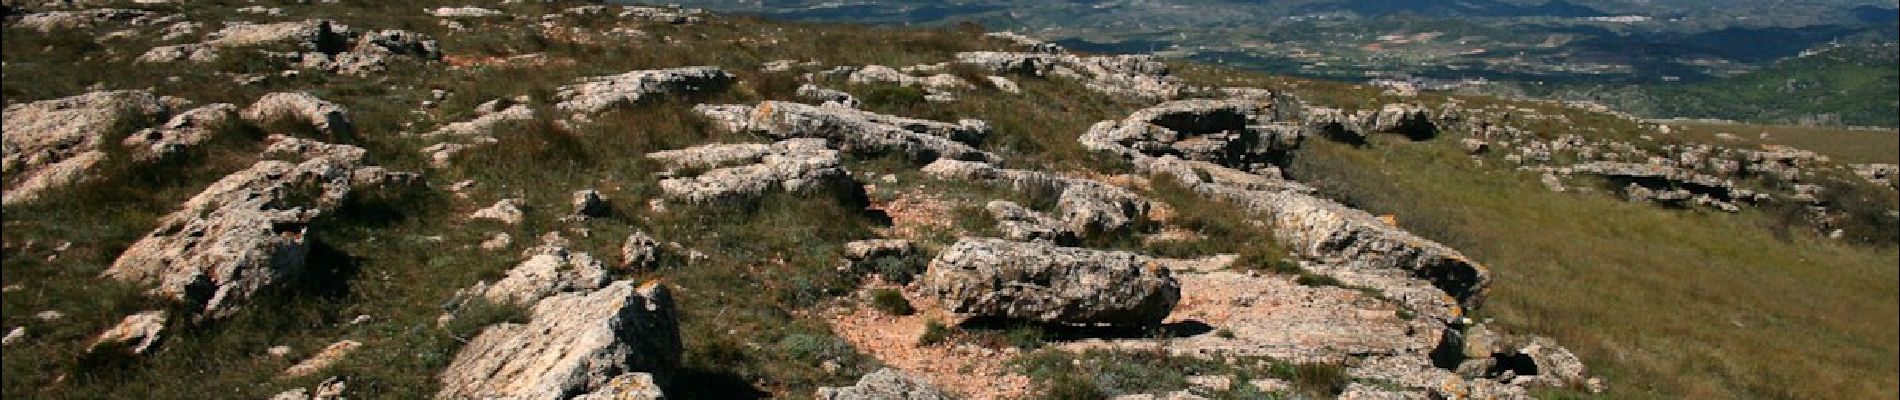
[
  {"left": 479, "top": 232, "right": 513, "bottom": 251},
  {"left": 956, "top": 51, "right": 1182, "bottom": 102},
  {"left": 574, "top": 373, "right": 666, "bottom": 400},
  {"left": 696, "top": 101, "right": 994, "bottom": 162},
  {"left": 469, "top": 198, "right": 526, "bottom": 224},
  {"left": 842, "top": 239, "right": 914, "bottom": 262},
  {"left": 427, "top": 7, "right": 503, "bottom": 18},
  {"left": 985, "top": 200, "right": 1076, "bottom": 244},
  {"left": 474, "top": 246, "right": 609, "bottom": 306},
  {"left": 553, "top": 67, "right": 733, "bottom": 115},
  {"left": 797, "top": 84, "right": 861, "bottom": 108},
  {"left": 3, "top": 90, "right": 189, "bottom": 205},
  {"left": 269, "top": 345, "right": 293, "bottom": 357},
  {"left": 621, "top": 231, "right": 661, "bottom": 269},
  {"left": 816, "top": 368, "right": 954, "bottom": 400},
  {"left": 15, "top": 8, "right": 160, "bottom": 32},
  {"left": 1853, "top": 163, "right": 1898, "bottom": 187},
  {"left": 922, "top": 159, "right": 1151, "bottom": 234},
  {"left": 2, "top": 327, "right": 25, "bottom": 347},
  {"left": 920, "top": 238, "right": 1180, "bottom": 326},
  {"left": 283, "top": 340, "right": 362, "bottom": 378},
  {"left": 421, "top": 100, "right": 533, "bottom": 138},
  {"left": 1081, "top": 99, "right": 1304, "bottom": 173},
  {"left": 87, "top": 310, "right": 167, "bottom": 355},
  {"left": 122, "top": 103, "right": 240, "bottom": 160},
  {"left": 437, "top": 280, "right": 680, "bottom": 399},
  {"left": 243, "top": 92, "right": 355, "bottom": 137},
  {"left": 652, "top": 139, "right": 857, "bottom": 204},
  {"left": 34, "top": 310, "right": 63, "bottom": 321},
  {"left": 986, "top": 76, "right": 1021, "bottom": 94},
  {"left": 1461, "top": 138, "right": 1490, "bottom": 155}
]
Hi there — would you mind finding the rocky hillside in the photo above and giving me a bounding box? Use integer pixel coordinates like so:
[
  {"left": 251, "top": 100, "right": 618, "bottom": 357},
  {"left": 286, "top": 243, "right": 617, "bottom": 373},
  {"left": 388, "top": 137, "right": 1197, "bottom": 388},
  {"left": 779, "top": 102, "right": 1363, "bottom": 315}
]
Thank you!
[{"left": 2, "top": 1, "right": 1895, "bottom": 399}]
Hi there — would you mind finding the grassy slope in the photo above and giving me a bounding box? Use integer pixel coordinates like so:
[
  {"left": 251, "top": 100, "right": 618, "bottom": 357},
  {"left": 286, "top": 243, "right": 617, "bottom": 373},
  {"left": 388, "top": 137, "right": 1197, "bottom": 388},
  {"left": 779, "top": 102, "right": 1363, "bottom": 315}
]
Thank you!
[
  {"left": 2, "top": 1, "right": 1895, "bottom": 399},
  {"left": 1669, "top": 122, "right": 1900, "bottom": 165}
]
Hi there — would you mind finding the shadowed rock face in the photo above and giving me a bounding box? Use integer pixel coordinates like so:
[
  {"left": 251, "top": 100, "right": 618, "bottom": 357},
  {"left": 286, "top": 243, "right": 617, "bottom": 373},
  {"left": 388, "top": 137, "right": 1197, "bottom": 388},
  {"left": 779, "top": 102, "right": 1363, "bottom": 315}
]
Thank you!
[
  {"left": 920, "top": 238, "right": 1180, "bottom": 326},
  {"left": 438, "top": 280, "right": 680, "bottom": 400}
]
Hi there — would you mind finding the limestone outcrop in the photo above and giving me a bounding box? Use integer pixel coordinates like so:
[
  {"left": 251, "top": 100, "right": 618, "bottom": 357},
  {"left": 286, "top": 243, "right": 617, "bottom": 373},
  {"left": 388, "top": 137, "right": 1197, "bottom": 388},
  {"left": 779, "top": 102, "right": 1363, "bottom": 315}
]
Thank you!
[
  {"left": 920, "top": 238, "right": 1180, "bottom": 326},
  {"left": 436, "top": 280, "right": 680, "bottom": 400}
]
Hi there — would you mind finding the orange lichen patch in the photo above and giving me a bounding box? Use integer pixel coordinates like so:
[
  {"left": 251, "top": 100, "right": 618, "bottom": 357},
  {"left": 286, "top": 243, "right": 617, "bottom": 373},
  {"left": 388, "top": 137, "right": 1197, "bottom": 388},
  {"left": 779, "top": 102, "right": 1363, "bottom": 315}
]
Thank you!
[
  {"left": 827, "top": 282, "right": 1034, "bottom": 399},
  {"left": 1377, "top": 214, "right": 1399, "bottom": 227},
  {"left": 868, "top": 189, "right": 955, "bottom": 240}
]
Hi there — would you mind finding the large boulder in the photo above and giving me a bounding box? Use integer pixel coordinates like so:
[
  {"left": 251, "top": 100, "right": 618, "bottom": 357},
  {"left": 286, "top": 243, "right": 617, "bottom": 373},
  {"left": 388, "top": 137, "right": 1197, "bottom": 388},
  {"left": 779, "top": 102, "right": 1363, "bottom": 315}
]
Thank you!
[
  {"left": 920, "top": 238, "right": 1179, "bottom": 326},
  {"left": 101, "top": 136, "right": 416, "bottom": 319},
  {"left": 816, "top": 368, "right": 954, "bottom": 400},
  {"left": 696, "top": 101, "right": 993, "bottom": 162},
  {"left": 553, "top": 67, "right": 733, "bottom": 115},
  {"left": 437, "top": 280, "right": 681, "bottom": 400},
  {"left": 3, "top": 90, "right": 191, "bottom": 205}
]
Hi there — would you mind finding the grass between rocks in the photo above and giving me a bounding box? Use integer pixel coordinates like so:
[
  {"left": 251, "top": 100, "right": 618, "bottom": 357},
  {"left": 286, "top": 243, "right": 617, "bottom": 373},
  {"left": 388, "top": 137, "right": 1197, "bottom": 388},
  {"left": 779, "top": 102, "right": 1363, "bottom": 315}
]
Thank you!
[{"left": 1284, "top": 136, "right": 1899, "bottom": 399}]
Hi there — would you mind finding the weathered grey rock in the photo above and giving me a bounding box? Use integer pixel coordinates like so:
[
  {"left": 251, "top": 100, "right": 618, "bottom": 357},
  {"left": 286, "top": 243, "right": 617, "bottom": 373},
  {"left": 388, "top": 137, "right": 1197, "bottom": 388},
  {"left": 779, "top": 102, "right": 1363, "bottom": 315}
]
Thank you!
[
  {"left": 3, "top": 90, "right": 189, "bottom": 205},
  {"left": 1338, "top": 382, "right": 1429, "bottom": 400},
  {"left": 136, "top": 43, "right": 220, "bottom": 63},
  {"left": 87, "top": 310, "right": 167, "bottom": 355},
  {"left": 574, "top": 373, "right": 666, "bottom": 400},
  {"left": 437, "top": 280, "right": 680, "bottom": 400},
  {"left": 204, "top": 19, "right": 351, "bottom": 50},
  {"left": 697, "top": 101, "right": 994, "bottom": 162},
  {"left": 476, "top": 246, "right": 609, "bottom": 306},
  {"left": 986, "top": 200, "right": 1076, "bottom": 244},
  {"left": 653, "top": 139, "right": 856, "bottom": 204},
  {"left": 1, "top": 327, "right": 24, "bottom": 347},
  {"left": 565, "top": 5, "right": 706, "bottom": 24},
  {"left": 553, "top": 67, "right": 733, "bottom": 115},
  {"left": 846, "top": 65, "right": 972, "bottom": 96},
  {"left": 922, "top": 159, "right": 1150, "bottom": 234},
  {"left": 427, "top": 7, "right": 503, "bottom": 18},
  {"left": 102, "top": 136, "right": 413, "bottom": 319},
  {"left": 986, "top": 75, "right": 1021, "bottom": 94},
  {"left": 621, "top": 232, "right": 661, "bottom": 269},
  {"left": 1349, "top": 355, "right": 1532, "bottom": 400},
  {"left": 796, "top": 84, "right": 861, "bottom": 108},
  {"left": 271, "top": 376, "right": 349, "bottom": 400},
  {"left": 955, "top": 51, "right": 1182, "bottom": 102},
  {"left": 920, "top": 238, "right": 1180, "bottom": 326},
  {"left": 816, "top": 368, "right": 953, "bottom": 400},
  {"left": 1852, "top": 163, "right": 1898, "bottom": 187},
  {"left": 283, "top": 340, "right": 361, "bottom": 377},
  {"left": 984, "top": 32, "right": 1064, "bottom": 53},
  {"left": 15, "top": 8, "right": 159, "bottom": 32},
  {"left": 1081, "top": 99, "right": 1303, "bottom": 173},
  {"left": 122, "top": 103, "right": 239, "bottom": 160},
  {"left": 469, "top": 198, "right": 526, "bottom": 225},
  {"left": 243, "top": 92, "right": 355, "bottom": 137},
  {"left": 842, "top": 239, "right": 914, "bottom": 261}
]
